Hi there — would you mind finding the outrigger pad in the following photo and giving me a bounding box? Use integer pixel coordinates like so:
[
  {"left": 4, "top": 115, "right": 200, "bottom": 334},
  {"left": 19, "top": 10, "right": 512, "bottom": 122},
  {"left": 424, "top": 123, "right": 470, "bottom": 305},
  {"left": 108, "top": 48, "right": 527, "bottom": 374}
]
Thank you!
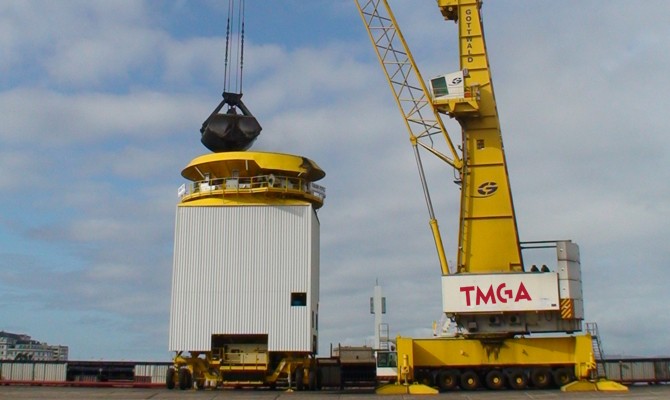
[
  {"left": 375, "top": 383, "right": 438, "bottom": 395},
  {"left": 200, "top": 92, "right": 263, "bottom": 152},
  {"left": 561, "top": 379, "right": 629, "bottom": 392}
]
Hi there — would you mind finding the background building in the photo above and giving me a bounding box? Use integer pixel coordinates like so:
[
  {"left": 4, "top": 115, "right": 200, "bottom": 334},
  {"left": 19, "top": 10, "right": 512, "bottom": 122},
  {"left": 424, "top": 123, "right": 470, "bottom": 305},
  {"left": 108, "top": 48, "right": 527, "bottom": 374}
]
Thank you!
[{"left": 0, "top": 331, "right": 68, "bottom": 361}]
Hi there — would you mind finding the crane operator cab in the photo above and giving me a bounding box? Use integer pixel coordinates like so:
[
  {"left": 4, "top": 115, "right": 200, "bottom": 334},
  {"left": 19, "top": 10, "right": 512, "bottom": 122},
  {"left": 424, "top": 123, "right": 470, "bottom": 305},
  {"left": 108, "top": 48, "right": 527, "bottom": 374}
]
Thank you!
[
  {"left": 430, "top": 70, "right": 465, "bottom": 100},
  {"left": 375, "top": 350, "right": 398, "bottom": 383}
]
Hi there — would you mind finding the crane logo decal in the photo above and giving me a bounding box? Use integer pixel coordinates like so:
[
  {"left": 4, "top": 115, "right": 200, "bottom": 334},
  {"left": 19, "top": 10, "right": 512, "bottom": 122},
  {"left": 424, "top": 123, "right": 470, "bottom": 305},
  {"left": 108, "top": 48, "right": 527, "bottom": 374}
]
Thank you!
[
  {"left": 476, "top": 181, "right": 498, "bottom": 197},
  {"left": 460, "top": 282, "right": 532, "bottom": 306}
]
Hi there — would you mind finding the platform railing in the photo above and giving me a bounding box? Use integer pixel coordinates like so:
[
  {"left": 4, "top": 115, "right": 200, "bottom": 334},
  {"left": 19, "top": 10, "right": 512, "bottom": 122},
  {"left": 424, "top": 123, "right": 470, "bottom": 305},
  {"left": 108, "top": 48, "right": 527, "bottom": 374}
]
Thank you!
[{"left": 178, "top": 174, "right": 326, "bottom": 202}]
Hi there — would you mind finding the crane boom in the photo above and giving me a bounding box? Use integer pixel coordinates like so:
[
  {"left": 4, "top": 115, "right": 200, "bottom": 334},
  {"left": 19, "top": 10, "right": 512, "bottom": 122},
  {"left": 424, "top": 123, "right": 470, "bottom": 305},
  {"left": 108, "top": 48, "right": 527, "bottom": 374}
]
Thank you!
[
  {"left": 355, "top": 0, "right": 522, "bottom": 276},
  {"left": 354, "top": 0, "right": 464, "bottom": 276}
]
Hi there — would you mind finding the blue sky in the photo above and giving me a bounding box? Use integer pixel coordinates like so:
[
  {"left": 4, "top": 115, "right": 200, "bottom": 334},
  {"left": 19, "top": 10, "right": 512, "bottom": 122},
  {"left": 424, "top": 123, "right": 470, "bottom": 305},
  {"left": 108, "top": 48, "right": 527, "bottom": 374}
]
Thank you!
[{"left": 1, "top": 0, "right": 669, "bottom": 361}]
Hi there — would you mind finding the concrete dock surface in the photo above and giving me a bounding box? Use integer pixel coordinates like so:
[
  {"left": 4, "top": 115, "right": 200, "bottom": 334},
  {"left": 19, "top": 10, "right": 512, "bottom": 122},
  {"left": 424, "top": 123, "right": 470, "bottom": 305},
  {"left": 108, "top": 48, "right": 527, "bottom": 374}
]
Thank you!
[{"left": 0, "top": 385, "right": 668, "bottom": 400}]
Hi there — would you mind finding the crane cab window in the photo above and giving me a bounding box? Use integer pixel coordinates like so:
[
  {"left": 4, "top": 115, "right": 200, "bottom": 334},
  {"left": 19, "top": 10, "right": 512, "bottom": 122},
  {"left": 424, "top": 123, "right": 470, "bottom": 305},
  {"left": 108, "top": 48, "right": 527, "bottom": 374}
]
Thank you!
[{"left": 377, "top": 351, "right": 397, "bottom": 368}]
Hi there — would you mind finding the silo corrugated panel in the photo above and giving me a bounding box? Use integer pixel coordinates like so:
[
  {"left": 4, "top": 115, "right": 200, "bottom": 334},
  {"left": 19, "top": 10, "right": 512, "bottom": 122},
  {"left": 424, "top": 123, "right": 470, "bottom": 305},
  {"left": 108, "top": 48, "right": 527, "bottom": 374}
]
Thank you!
[{"left": 169, "top": 204, "right": 319, "bottom": 352}]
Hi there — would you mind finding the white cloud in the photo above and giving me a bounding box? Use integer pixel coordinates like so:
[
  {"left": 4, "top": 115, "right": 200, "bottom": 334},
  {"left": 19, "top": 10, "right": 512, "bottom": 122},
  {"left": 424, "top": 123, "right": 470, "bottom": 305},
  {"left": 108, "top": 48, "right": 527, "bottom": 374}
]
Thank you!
[
  {"left": 0, "top": 88, "right": 207, "bottom": 144},
  {"left": 0, "top": 1, "right": 149, "bottom": 83},
  {"left": 162, "top": 36, "right": 227, "bottom": 88},
  {"left": 46, "top": 27, "right": 166, "bottom": 87}
]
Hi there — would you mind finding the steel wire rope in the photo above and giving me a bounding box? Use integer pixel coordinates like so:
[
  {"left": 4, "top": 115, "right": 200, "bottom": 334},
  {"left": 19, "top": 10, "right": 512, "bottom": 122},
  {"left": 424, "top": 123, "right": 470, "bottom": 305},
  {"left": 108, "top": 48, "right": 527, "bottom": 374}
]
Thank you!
[
  {"left": 223, "top": 0, "right": 246, "bottom": 95},
  {"left": 223, "top": 0, "right": 233, "bottom": 93}
]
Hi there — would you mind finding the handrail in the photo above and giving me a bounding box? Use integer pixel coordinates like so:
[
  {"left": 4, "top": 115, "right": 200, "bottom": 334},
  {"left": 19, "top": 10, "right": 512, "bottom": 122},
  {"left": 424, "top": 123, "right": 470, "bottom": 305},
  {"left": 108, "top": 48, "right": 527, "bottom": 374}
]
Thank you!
[{"left": 177, "top": 174, "right": 326, "bottom": 202}]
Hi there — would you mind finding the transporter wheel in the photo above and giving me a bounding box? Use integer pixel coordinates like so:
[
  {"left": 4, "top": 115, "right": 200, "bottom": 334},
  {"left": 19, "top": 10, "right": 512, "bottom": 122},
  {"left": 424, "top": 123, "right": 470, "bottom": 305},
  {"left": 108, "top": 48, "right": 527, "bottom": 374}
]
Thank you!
[
  {"left": 460, "top": 370, "right": 480, "bottom": 391},
  {"left": 414, "top": 369, "right": 434, "bottom": 386},
  {"left": 166, "top": 367, "right": 176, "bottom": 390},
  {"left": 195, "top": 376, "right": 205, "bottom": 390},
  {"left": 506, "top": 369, "right": 527, "bottom": 390},
  {"left": 553, "top": 367, "right": 574, "bottom": 387},
  {"left": 531, "top": 367, "right": 553, "bottom": 389},
  {"left": 295, "top": 367, "right": 305, "bottom": 391},
  {"left": 178, "top": 368, "right": 192, "bottom": 390},
  {"left": 436, "top": 369, "right": 459, "bottom": 391},
  {"left": 485, "top": 369, "right": 505, "bottom": 390}
]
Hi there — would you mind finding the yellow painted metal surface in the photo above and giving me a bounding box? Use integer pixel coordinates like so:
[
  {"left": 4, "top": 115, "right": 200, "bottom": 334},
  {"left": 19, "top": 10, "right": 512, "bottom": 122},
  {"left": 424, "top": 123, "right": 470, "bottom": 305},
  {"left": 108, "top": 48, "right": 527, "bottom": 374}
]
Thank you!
[
  {"left": 173, "top": 351, "right": 314, "bottom": 387},
  {"left": 182, "top": 151, "right": 325, "bottom": 182},
  {"left": 561, "top": 298, "right": 575, "bottom": 319},
  {"left": 397, "top": 334, "right": 594, "bottom": 379},
  {"left": 436, "top": 0, "right": 522, "bottom": 273},
  {"left": 178, "top": 151, "right": 325, "bottom": 209},
  {"left": 561, "top": 379, "right": 629, "bottom": 392},
  {"left": 376, "top": 382, "right": 438, "bottom": 395},
  {"left": 356, "top": 0, "right": 522, "bottom": 274}
]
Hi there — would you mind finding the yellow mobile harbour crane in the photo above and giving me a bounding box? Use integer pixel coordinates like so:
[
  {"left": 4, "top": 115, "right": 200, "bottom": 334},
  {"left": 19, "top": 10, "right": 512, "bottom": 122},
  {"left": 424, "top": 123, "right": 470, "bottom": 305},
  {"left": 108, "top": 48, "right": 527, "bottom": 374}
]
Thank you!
[{"left": 355, "top": 0, "right": 626, "bottom": 394}]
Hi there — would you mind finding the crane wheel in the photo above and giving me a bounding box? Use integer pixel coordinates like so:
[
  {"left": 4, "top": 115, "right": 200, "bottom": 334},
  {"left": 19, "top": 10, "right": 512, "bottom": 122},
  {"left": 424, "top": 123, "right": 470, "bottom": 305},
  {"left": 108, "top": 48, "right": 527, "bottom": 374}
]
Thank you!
[
  {"left": 553, "top": 367, "right": 574, "bottom": 387},
  {"left": 506, "top": 369, "right": 527, "bottom": 390},
  {"left": 178, "top": 368, "right": 192, "bottom": 390},
  {"left": 531, "top": 367, "right": 553, "bottom": 389},
  {"left": 485, "top": 369, "right": 505, "bottom": 390},
  {"left": 459, "top": 370, "right": 480, "bottom": 391},
  {"left": 414, "top": 369, "right": 434, "bottom": 386},
  {"left": 295, "top": 367, "right": 305, "bottom": 391},
  {"left": 436, "top": 369, "right": 459, "bottom": 391},
  {"left": 166, "top": 367, "right": 176, "bottom": 390}
]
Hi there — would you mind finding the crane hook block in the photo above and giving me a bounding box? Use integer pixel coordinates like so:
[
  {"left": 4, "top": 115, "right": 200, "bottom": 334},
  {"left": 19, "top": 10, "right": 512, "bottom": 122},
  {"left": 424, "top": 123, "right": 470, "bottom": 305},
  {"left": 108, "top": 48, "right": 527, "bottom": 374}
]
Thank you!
[{"left": 200, "top": 92, "right": 262, "bottom": 152}]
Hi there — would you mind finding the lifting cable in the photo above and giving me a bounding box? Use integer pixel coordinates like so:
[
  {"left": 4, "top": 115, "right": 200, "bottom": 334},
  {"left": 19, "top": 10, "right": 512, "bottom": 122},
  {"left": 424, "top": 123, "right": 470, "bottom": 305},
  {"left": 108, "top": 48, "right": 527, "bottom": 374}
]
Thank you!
[{"left": 223, "top": 0, "right": 246, "bottom": 95}]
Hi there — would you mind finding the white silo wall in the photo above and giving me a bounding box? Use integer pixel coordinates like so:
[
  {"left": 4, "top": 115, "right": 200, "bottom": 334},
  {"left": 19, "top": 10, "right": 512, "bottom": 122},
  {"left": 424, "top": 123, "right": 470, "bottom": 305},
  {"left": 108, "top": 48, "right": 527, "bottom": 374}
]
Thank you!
[{"left": 169, "top": 204, "right": 320, "bottom": 352}]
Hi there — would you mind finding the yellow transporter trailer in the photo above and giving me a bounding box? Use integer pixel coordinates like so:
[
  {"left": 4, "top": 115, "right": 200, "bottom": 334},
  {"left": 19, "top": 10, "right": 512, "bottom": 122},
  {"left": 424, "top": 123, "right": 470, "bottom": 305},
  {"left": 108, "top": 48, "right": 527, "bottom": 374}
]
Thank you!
[{"left": 167, "top": 151, "right": 326, "bottom": 390}]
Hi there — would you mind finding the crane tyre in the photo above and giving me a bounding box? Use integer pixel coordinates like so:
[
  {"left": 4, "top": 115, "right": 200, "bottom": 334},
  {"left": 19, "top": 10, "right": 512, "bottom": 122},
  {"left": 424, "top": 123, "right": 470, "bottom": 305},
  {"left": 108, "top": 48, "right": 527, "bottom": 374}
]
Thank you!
[
  {"left": 531, "top": 367, "right": 553, "bottom": 389},
  {"left": 295, "top": 367, "right": 305, "bottom": 391},
  {"left": 436, "top": 369, "right": 459, "bottom": 391},
  {"left": 460, "top": 370, "right": 480, "bottom": 391},
  {"left": 308, "top": 370, "right": 317, "bottom": 391},
  {"left": 485, "top": 369, "right": 505, "bottom": 390},
  {"left": 414, "top": 369, "right": 434, "bottom": 386},
  {"left": 178, "top": 368, "right": 192, "bottom": 390},
  {"left": 166, "top": 367, "right": 176, "bottom": 390},
  {"left": 506, "top": 369, "right": 527, "bottom": 390},
  {"left": 553, "top": 367, "right": 574, "bottom": 387},
  {"left": 195, "top": 376, "right": 205, "bottom": 390}
]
